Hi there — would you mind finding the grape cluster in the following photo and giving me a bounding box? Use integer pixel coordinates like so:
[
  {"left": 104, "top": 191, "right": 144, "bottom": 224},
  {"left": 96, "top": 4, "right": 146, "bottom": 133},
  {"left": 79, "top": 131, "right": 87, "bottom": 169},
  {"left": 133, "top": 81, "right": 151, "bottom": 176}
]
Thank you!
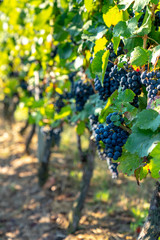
[
  {"left": 89, "top": 114, "right": 118, "bottom": 179},
  {"left": 94, "top": 42, "right": 124, "bottom": 101},
  {"left": 20, "top": 79, "right": 28, "bottom": 91},
  {"left": 95, "top": 63, "right": 142, "bottom": 107},
  {"left": 68, "top": 72, "right": 77, "bottom": 96},
  {"left": 119, "top": 69, "right": 141, "bottom": 107},
  {"left": 95, "top": 113, "right": 128, "bottom": 161},
  {"left": 129, "top": 8, "right": 146, "bottom": 28},
  {"left": 55, "top": 75, "right": 93, "bottom": 113},
  {"left": 94, "top": 65, "right": 121, "bottom": 101},
  {"left": 107, "top": 42, "right": 123, "bottom": 59},
  {"left": 155, "top": 11, "right": 160, "bottom": 31},
  {"left": 55, "top": 92, "right": 72, "bottom": 113},
  {"left": 141, "top": 70, "right": 160, "bottom": 100},
  {"left": 130, "top": 8, "right": 160, "bottom": 31},
  {"left": 119, "top": 70, "right": 141, "bottom": 95},
  {"left": 74, "top": 80, "right": 94, "bottom": 111},
  {"left": 106, "top": 158, "right": 118, "bottom": 178},
  {"left": 94, "top": 41, "right": 141, "bottom": 105},
  {"left": 55, "top": 94, "right": 65, "bottom": 113}
]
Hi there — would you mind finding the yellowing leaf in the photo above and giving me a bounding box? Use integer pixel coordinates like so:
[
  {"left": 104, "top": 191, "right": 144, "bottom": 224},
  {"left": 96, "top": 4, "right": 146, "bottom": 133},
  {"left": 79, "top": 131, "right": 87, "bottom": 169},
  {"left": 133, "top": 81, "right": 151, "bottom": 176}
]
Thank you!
[
  {"left": 148, "top": 143, "right": 160, "bottom": 179},
  {"left": 46, "top": 83, "right": 53, "bottom": 93},
  {"left": 131, "top": 65, "right": 141, "bottom": 71},
  {"left": 102, "top": 50, "right": 109, "bottom": 73},
  {"left": 85, "top": 50, "right": 92, "bottom": 62},
  {"left": 94, "top": 37, "right": 108, "bottom": 54},
  {"left": 85, "top": 0, "right": 93, "bottom": 12},
  {"left": 139, "top": 164, "right": 149, "bottom": 180},
  {"left": 60, "top": 0, "right": 68, "bottom": 9},
  {"left": 103, "top": 6, "right": 123, "bottom": 27},
  {"left": 4, "top": 88, "right": 11, "bottom": 94},
  {"left": 55, "top": 87, "right": 63, "bottom": 95},
  {"left": 54, "top": 106, "right": 71, "bottom": 120},
  {"left": 40, "top": 107, "right": 45, "bottom": 115},
  {"left": 48, "top": 104, "right": 54, "bottom": 110},
  {"left": 102, "top": 50, "right": 110, "bottom": 83}
]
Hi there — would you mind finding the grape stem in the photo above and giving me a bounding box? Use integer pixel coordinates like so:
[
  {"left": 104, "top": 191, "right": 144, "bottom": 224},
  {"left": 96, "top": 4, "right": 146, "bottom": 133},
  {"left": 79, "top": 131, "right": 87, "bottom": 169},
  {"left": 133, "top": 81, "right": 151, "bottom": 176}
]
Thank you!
[
  {"left": 120, "top": 124, "right": 132, "bottom": 134},
  {"left": 154, "top": 56, "right": 160, "bottom": 70},
  {"left": 142, "top": 34, "right": 148, "bottom": 71},
  {"left": 143, "top": 34, "right": 148, "bottom": 50},
  {"left": 89, "top": 78, "right": 98, "bottom": 94},
  {"left": 130, "top": 35, "right": 159, "bottom": 46},
  {"left": 108, "top": 59, "right": 128, "bottom": 72},
  {"left": 147, "top": 36, "right": 159, "bottom": 46},
  {"left": 151, "top": 3, "right": 158, "bottom": 20}
]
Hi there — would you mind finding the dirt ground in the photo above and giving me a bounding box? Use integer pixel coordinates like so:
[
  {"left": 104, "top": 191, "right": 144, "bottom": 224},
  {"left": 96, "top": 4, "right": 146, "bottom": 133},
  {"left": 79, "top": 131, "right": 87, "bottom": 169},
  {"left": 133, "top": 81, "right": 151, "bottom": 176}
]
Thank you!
[{"left": 0, "top": 112, "right": 155, "bottom": 240}]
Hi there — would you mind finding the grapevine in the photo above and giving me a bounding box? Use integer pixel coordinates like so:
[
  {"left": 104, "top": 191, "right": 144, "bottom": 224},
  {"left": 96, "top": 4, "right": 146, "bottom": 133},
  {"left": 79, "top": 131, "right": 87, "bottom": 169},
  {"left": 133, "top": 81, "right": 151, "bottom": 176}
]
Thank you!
[{"left": 1, "top": 0, "right": 160, "bottom": 238}]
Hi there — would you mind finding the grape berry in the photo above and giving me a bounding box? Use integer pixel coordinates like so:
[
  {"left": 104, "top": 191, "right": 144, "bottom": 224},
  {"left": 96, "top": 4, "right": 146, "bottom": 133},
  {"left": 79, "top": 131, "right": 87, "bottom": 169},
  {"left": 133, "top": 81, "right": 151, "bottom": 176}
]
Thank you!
[{"left": 74, "top": 80, "right": 94, "bottom": 111}]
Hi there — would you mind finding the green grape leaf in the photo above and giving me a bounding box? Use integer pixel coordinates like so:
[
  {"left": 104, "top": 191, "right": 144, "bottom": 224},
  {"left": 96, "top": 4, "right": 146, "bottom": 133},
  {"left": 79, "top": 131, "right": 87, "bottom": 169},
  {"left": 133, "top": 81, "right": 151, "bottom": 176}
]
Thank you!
[
  {"left": 99, "top": 89, "right": 137, "bottom": 123},
  {"left": 99, "top": 90, "right": 118, "bottom": 123},
  {"left": 133, "top": 0, "right": 150, "bottom": 12},
  {"left": 102, "top": 1, "right": 114, "bottom": 13},
  {"left": 51, "top": 120, "right": 61, "bottom": 128},
  {"left": 136, "top": 109, "right": 160, "bottom": 131},
  {"left": 134, "top": 165, "right": 149, "bottom": 182},
  {"left": 82, "top": 25, "right": 107, "bottom": 41},
  {"left": 110, "top": 114, "right": 121, "bottom": 126},
  {"left": 127, "top": 17, "right": 139, "bottom": 35},
  {"left": 58, "top": 43, "right": 72, "bottom": 59},
  {"left": 119, "top": 0, "right": 150, "bottom": 12},
  {"left": 88, "top": 64, "right": 95, "bottom": 79},
  {"left": 118, "top": 0, "right": 133, "bottom": 10},
  {"left": 125, "top": 126, "right": 160, "bottom": 157},
  {"left": 124, "top": 36, "right": 143, "bottom": 52},
  {"left": 118, "top": 152, "right": 143, "bottom": 176},
  {"left": 151, "top": 0, "right": 159, "bottom": 3},
  {"left": 118, "top": 89, "right": 135, "bottom": 103},
  {"left": 130, "top": 47, "right": 149, "bottom": 67},
  {"left": 112, "top": 89, "right": 137, "bottom": 114},
  {"left": 54, "top": 25, "right": 69, "bottom": 42},
  {"left": 70, "top": 114, "right": 80, "bottom": 123},
  {"left": 138, "top": 95, "right": 147, "bottom": 111},
  {"left": 31, "top": 99, "right": 44, "bottom": 109},
  {"left": 110, "top": 114, "right": 120, "bottom": 122},
  {"left": 91, "top": 50, "right": 105, "bottom": 77},
  {"left": 149, "top": 143, "right": 160, "bottom": 178},
  {"left": 151, "top": 45, "right": 160, "bottom": 66},
  {"left": 76, "top": 121, "right": 86, "bottom": 135},
  {"left": 139, "top": 166, "right": 149, "bottom": 180},
  {"left": 113, "top": 21, "right": 131, "bottom": 38},
  {"left": 112, "top": 36, "right": 120, "bottom": 55},
  {"left": 134, "top": 7, "right": 152, "bottom": 36}
]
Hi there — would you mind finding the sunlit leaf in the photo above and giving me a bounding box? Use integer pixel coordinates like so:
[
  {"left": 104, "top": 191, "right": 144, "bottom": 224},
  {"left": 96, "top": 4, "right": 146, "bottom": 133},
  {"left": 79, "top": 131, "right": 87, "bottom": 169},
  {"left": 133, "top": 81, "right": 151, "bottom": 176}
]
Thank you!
[
  {"left": 94, "top": 37, "right": 108, "bottom": 54},
  {"left": 103, "top": 5, "right": 123, "bottom": 27}
]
